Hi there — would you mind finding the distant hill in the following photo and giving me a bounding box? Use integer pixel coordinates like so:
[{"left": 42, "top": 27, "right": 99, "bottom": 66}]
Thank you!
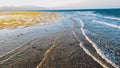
[{"left": 0, "top": 6, "right": 47, "bottom": 11}]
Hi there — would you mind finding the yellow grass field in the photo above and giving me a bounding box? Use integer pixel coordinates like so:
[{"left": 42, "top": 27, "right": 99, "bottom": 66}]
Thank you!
[{"left": 0, "top": 12, "right": 58, "bottom": 29}]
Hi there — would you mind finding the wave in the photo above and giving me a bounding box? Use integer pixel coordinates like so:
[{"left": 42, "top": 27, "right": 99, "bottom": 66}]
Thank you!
[
  {"left": 80, "top": 19, "right": 119, "bottom": 68},
  {"left": 70, "top": 18, "right": 108, "bottom": 68},
  {"left": 92, "top": 20, "right": 120, "bottom": 29},
  {"left": 79, "top": 42, "right": 108, "bottom": 68},
  {"left": 104, "top": 16, "right": 120, "bottom": 21}
]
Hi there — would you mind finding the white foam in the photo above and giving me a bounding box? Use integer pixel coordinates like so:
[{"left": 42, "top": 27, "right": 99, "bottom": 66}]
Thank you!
[
  {"left": 93, "top": 20, "right": 120, "bottom": 29},
  {"left": 71, "top": 18, "right": 108, "bottom": 68},
  {"left": 79, "top": 43, "right": 108, "bottom": 68},
  {"left": 80, "top": 19, "right": 119, "bottom": 68},
  {"left": 104, "top": 17, "right": 120, "bottom": 21}
]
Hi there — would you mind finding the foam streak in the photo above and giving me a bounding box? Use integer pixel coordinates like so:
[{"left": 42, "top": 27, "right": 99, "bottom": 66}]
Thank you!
[
  {"left": 80, "top": 19, "right": 119, "bottom": 68},
  {"left": 93, "top": 20, "right": 120, "bottom": 29},
  {"left": 104, "top": 17, "right": 120, "bottom": 21}
]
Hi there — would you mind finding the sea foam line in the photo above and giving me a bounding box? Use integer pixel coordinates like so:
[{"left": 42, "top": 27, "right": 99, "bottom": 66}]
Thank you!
[
  {"left": 80, "top": 19, "right": 119, "bottom": 68},
  {"left": 93, "top": 20, "right": 120, "bottom": 29},
  {"left": 71, "top": 18, "right": 108, "bottom": 68},
  {"left": 36, "top": 31, "right": 65, "bottom": 68},
  {"left": 104, "top": 17, "right": 120, "bottom": 21},
  {"left": 79, "top": 42, "right": 108, "bottom": 68}
]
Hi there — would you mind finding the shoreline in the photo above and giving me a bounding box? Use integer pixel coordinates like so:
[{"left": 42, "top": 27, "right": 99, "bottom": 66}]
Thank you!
[
  {"left": 0, "top": 16, "right": 103, "bottom": 68},
  {"left": 0, "top": 12, "right": 59, "bottom": 55}
]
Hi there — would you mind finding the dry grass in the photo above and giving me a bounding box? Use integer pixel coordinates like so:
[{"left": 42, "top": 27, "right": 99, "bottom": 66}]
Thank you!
[
  {"left": 0, "top": 12, "right": 42, "bottom": 17},
  {"left": 0, "top": 12, "right": 58, "bottom": 29}
]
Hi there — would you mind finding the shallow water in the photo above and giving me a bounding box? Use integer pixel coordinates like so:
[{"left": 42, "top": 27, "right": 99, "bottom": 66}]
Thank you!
[{"left": 60, "top": 10, "right": 120, "bottom": 67}]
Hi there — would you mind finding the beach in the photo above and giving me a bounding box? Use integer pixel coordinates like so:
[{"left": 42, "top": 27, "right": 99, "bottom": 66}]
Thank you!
[
  {"left": 0, "top": 10, "right": 119, "bottom": 68},
  {"left": 0, "top": 16, "right": 102, "bottom": 68}
]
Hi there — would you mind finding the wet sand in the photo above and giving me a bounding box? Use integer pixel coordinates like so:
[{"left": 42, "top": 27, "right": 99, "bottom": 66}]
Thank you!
[
  {"left": 0, "top": 12, "right": 59, "bottom": 55},
  {"left": 0, "top": 15, "right": 106, "bottom": 68}
]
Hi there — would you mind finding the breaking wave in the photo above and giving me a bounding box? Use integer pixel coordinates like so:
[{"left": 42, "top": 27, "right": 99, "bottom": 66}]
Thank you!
[
  {"left": 80, "top": 19, "right": 119, "bottom": 68},
  {"left": 104, "top": 16, "right": 120, "bottom": 21},
  {"left": 92, "top": 20, "right": 120, "bottom": 29}
]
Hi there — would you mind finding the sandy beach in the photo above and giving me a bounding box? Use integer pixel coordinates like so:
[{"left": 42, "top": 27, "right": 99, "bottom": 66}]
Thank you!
[{"left": 0, "top": 11, "right": 117, "bottom": 68}]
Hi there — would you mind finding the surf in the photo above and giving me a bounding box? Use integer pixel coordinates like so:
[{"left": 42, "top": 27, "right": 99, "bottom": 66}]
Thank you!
[
  {"left": 104, "top": 16, "right": 120, "bottom": 21},
  {"left": 80, "top": 19, "right": 119, "bottom": 68},
  {"left": 70, "top": 18, "right": 108, "bottom": 68},
  {"left": 92, "top": 20, "right": 120, "bottom": 29}
]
